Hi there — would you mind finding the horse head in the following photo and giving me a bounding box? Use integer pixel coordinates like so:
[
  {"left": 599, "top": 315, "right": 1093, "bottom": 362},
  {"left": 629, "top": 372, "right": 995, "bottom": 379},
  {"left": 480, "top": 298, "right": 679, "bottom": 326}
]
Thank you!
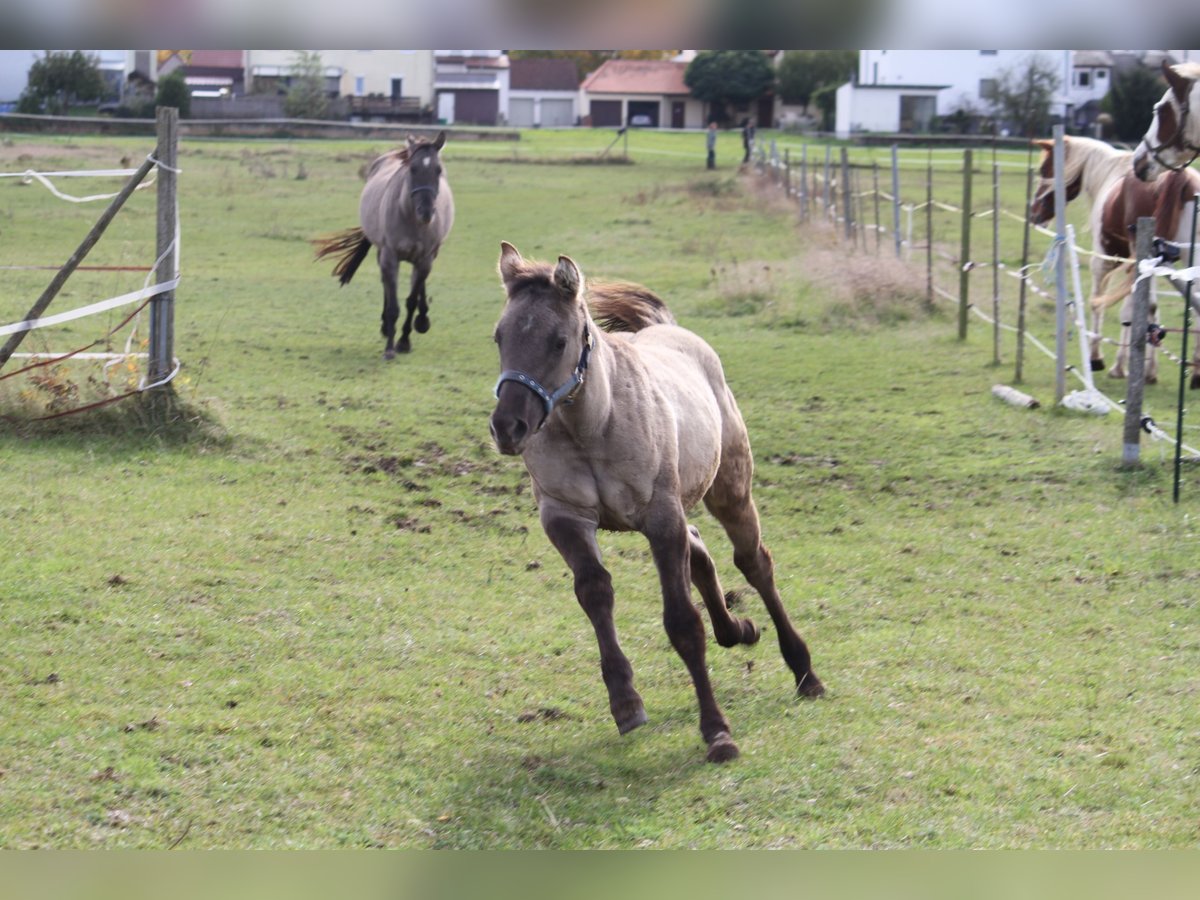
[
  {"left": 406, "top": 130, "right": 447, "bottom": 225},
  {"left": 1133, "top": 61, "right": 1200, "bottom": 182},
  {"left": 490, "top": 242, "right": 592, "bottom": 456},
  {"left": 1029, "top": 137, "right": 1083, "bottom": 226}
]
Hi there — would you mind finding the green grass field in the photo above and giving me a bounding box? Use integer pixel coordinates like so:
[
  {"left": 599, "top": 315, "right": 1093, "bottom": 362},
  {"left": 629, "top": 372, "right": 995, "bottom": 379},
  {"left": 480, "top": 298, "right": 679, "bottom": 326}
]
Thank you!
[{"left": 0, "top": 127, "right": 1197, "bottom": 848}]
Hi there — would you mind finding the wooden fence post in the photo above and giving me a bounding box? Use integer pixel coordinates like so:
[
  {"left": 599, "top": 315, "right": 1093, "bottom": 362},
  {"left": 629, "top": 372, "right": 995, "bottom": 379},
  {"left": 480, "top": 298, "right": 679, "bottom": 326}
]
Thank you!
[
  {"left": 926, "top": 157, "right": 933, "bottom": 307},
  {"left": 799, "top": 145, "right": 808, "bottom": 221},
  {"left": 149, "top": 106, "right": 179, "bottom": 390},
  {"left": 958, "top": 148, "right": 973, "bottom": 341},
  {"left": 1121, "top": 218, "right": 1155, "bottom": 468},
  {"left": 840, "top": 147, "right": 852, "bottom": 241}
]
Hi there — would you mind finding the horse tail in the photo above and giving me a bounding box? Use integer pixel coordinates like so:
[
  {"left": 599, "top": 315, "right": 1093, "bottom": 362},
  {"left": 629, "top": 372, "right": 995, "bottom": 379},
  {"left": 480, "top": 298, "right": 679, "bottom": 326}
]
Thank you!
[
  {"left": 312, "top": 227, "right": 372, "bottom": 286},
  {"left": 1090, "top": 261, "right": 1136, "bottom": 312},
  {"left": 588, "top": 281, "right": 676, "bottom": 333}
]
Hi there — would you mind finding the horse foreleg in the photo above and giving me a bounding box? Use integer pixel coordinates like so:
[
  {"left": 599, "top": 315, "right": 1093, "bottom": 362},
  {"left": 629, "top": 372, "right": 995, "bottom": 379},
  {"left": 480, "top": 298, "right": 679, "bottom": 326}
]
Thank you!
[
  {"left": 379, "top": 251, "right": 401, "bottom": 360},
  {"left": 646, "top": 504, "right": 737, "bottom": 763},
  {"left": 688, "top": 524, "right": 759, "bottom": 648},
  {"left": 542, "top": 507, "right": 647, "bottom": 736},
  {"left": 412, "top": 262, "right": 432, "bottom": 335}
]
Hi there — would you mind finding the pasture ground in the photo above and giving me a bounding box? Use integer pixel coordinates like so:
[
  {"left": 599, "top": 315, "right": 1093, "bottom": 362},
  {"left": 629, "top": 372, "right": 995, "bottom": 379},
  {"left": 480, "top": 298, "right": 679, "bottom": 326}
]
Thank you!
[{"left": 0, "top": 128, "right": 1197, "bottom": 849}]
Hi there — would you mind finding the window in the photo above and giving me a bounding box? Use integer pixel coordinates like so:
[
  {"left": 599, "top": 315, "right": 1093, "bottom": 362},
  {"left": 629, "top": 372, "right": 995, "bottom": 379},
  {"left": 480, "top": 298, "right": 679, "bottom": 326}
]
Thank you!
[
  {"left": 1075, "top": 71, "right": 1091, "bottom": 88},
  {"left": 979, "top": 78, "right": 997, "bottom": 101},
  {"left": 980, "top": 50, "right": 998, "bottom": 55},
  {"left": 1096, "top": 69, "right": 1107, "bottom": 80},
  {"left": 355, "top": 76, "right": 365, "bottom": 96}
]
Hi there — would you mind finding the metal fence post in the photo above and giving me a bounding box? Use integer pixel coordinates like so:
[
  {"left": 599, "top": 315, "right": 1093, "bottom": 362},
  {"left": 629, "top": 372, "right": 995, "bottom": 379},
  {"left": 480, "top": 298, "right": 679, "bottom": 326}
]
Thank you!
[{"left": 958, "top": 148, "right": 973, "bottom": 341}]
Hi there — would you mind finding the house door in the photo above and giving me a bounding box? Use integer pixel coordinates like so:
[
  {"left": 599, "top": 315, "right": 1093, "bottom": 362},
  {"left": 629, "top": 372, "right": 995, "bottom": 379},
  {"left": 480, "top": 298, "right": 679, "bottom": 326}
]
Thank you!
[{"left": 671, "top": 101, "right": 685, "bottom": 129}]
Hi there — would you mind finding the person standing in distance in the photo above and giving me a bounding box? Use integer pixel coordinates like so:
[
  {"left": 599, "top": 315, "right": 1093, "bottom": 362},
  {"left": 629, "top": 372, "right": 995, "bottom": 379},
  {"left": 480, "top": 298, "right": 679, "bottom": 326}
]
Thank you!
[{"left": 706, "top": 120, "right": 717, "bottom": 170}]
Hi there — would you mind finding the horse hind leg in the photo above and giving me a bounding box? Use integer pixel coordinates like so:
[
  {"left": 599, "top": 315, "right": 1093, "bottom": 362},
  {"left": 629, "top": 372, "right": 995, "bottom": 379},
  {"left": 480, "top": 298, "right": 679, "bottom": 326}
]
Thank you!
[
  {"left": 688, "top": 524, "right": 759, "bottom": 648},
  {"left": 704, "top": 458, "right": 823, "bottom": 698}
]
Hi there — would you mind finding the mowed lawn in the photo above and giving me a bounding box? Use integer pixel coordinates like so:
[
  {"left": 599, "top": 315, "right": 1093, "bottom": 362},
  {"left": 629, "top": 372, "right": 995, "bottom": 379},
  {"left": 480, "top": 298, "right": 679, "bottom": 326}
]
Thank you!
[{"left": 0, "top": 127, "right": 1197, "bottom": 848}]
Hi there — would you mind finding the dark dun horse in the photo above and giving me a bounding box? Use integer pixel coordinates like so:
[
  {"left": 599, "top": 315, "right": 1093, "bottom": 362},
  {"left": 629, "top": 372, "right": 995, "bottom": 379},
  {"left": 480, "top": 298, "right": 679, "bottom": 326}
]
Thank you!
[
  {"left": 314, "top": 132, "right": 454, "bottom": 358},
  {"left": 489, "top": 242, "right": 823, "bottom": 764}
]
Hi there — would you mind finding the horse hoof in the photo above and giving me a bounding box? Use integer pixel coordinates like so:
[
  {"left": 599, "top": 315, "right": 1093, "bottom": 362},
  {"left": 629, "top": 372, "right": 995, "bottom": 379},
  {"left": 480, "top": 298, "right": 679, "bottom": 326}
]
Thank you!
[
  {"left": 1090, "top": 358, "right": 1106, "bottom": 372},
  {"left": 1146, "top": 376, "right": 1158, "bottom": 385},
  {"left": 397, "top": 339, "right": 412, "bottom": 354},
  {"left": 616, "top": 706, "right": 648, "bottom": 735},
  {"left": 706, "top": 732, "right": 739, "bottom": 763},
  {"left": 741, "top": 618, "right": 761, "bottom": 645},
  {"left": 415, "top": 315, "right": 430, "bottom": 334},
  {"left": 796, "top": 672, "right": 826, "bottom": 698},
  {"left": 383, "top": 349, "right": 396, "bottom": 361},
  {"left": 1191, "top": 374, "right": 1200, "bottom": 390}
]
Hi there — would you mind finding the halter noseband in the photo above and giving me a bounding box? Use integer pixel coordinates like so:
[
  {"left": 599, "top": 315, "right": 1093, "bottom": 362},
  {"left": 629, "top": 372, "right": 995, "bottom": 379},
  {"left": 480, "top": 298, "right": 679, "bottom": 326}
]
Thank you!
[
  {"left": 493, "top": 323, "right": 594, "bottom": 431},
  {"left": 1145, "top": 91, "right": 1200, "bottom": 173}
]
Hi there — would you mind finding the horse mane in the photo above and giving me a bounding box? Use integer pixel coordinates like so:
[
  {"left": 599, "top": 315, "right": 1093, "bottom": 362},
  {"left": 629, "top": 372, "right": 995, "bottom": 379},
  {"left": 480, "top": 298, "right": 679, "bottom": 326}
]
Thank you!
[
  {"left": 588, "top": 282, "right": 676, "bottom": 333},
  {"left": 1172, "top": 61, "right": 1200, "bottom": 82}
]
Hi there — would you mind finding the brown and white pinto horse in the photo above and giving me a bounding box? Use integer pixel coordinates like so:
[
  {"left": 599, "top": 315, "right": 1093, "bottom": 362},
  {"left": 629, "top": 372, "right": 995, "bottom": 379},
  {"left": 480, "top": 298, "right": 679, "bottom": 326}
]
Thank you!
[
  {"left": 1133, "top": 61, "right": 1200, "bottom": 183},
  {"left": 1030, "top": 135, "right": 1200, "bottom": 384}
]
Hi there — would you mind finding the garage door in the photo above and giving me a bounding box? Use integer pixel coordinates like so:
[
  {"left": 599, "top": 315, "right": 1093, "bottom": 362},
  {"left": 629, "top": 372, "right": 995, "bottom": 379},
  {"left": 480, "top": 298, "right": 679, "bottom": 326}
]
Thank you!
[
  {"left": 509, "top": 98, "right": 535, "bottom": 128},
  {"left": 454, "top": 90, "right": 499, "bottom": 126},
  {"left": 590, "top": 100, "right": 621, "bottom": 127},
  {"left": 540, "top": 99, "right": 574, "bottom": 127}
]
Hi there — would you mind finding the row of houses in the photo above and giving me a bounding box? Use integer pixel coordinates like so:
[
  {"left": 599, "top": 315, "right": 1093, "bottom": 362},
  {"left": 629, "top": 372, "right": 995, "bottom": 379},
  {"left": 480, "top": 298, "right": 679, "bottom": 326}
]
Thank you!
[
  {"left": 0, "top": 50, "right": 709, "bottom": 129},
  {"left": 1, "top": 50, "right": 1196, "bottom": 135}
]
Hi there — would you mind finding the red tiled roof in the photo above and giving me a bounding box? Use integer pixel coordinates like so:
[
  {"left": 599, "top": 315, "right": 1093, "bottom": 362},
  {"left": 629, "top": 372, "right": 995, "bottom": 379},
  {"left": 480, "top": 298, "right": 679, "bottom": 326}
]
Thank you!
[
  {"left": 580, "top": 59, "right": 690, "bottom": 95},
  {"left": 185, "top": 50, "right": 244, "bottom": 70},
  {"left": 510, "top": 58, "right": 579, "bottom": 91}
]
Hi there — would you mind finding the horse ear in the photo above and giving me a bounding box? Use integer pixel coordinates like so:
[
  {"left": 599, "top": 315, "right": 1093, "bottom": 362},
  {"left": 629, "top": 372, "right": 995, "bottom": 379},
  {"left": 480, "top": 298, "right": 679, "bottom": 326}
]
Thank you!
[
  {"left": 434, "top": 131, "right": 446, "bottom": 150},
  {"left": 1031, "top": 139, "right": 1053, "bottom": 151},
  {"left": 1164, "top": 61, "right": 1190, "bottom": 101},
  {"left": 499, "top": 241, "right": 523, "bottom": 288},
  {"left": 554, "top": 255, "right": 583, "bottom": 301}
]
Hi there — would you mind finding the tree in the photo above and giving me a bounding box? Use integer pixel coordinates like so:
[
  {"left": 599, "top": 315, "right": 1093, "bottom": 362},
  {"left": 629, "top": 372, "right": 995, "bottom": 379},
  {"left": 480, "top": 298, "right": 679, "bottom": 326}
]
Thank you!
[
  {"left": 283, "top": 51, "right": 329, "bottom": 120},
  {"left": 155, "top": 70, "right": 191, "bottom": 118},
  {"left": 1102, "top": 65, "right": 1166, "bottom": 142},
  {"left": 777, "top": 51, "right": 857, "bottom": 111},
  {"left": 19, "top": 50, "right": 106, "bottom": 115},
  {"left": 684, "top": 51, "right": 775, "bottom": 123},
  {"left": 988, "top": 54, "right": 1060, "bottom": 137}
]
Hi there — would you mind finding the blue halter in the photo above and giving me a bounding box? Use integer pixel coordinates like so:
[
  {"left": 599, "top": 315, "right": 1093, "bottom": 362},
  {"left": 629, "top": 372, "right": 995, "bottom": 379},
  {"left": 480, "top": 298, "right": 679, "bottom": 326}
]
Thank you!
[{"left": 493, "top": 323, "right": 594, "bottom": 430}]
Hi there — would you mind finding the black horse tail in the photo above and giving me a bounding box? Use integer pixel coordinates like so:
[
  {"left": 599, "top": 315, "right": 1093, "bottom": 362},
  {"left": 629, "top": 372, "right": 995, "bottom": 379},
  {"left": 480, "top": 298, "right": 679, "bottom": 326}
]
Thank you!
[
  {"left": 588, "top": 281, "right": 676, "bottom": 333},
  {"left": 312, "top": 227, "right": 372, "bottom": 286}
]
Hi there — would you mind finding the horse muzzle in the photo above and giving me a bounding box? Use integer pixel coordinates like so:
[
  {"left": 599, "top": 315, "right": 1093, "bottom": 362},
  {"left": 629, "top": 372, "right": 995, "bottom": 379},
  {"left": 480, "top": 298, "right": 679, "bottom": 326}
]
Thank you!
[
  {"left": 490, "top": 382, "right": 543, "bottom": 456},
  {"left": 1132, "top": 145, "right": 1156, "bottom": 182}
]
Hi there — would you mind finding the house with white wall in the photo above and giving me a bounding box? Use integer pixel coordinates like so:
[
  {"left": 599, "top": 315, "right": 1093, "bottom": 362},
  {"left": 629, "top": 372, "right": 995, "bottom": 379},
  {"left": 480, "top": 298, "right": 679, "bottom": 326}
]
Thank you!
[
  {"left": 508, "top": 58, "right": 578, "bottom": 127},
  {"left": 434, "top": 51, "right": 509, "bottom": 126},
  {"left": 245, "top": 51, "right": 435, "bottom": 108}
]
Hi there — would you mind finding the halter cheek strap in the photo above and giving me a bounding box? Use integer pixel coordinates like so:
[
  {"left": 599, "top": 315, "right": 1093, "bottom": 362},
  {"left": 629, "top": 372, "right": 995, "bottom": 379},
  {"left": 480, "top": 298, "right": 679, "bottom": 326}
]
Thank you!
[
  {"left": 1147, "top": 93, "right": 1200, "bottom": 173},
  {"left": 493, "top": 324, "right": 593, "bottom": 431}
]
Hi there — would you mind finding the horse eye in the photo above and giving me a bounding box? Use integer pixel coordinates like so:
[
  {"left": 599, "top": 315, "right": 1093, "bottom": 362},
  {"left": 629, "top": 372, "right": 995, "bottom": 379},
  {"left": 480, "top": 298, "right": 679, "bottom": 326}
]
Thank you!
[{"left": 553, "top": 336, "right": 567, "bottom": 353}]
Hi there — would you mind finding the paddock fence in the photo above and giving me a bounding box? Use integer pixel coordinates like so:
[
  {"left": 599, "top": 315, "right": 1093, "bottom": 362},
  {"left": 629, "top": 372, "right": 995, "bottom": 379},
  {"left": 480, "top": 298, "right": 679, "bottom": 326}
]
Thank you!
[
  {"left": 0, "top": 107, "right": 181, "bottom": 423},
  {"left": 749, "top": 131, "right": 1200, "bottom": 499}
]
